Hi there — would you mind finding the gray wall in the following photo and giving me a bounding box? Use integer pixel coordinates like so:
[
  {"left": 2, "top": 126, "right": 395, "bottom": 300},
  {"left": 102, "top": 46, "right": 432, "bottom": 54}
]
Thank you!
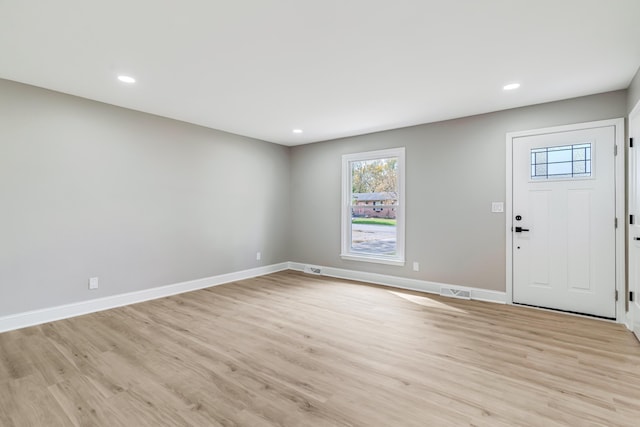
[
  {"left": 629, "top": 66, "right": 640, "bottom": 113},
  {"left": 0, "top": 79, "right": 290, "bottom": 316},
  {"left": 289, "top": 91, "right": 627, "bottom": 292},
  {"left": 0, "top": 78, "right": 630, "bottom": 318}
]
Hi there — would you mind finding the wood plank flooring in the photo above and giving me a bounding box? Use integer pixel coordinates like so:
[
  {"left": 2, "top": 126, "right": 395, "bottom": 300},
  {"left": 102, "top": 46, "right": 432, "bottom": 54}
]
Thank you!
[{"left": 1, "top": 270, "right": 639, "bottom": 426}]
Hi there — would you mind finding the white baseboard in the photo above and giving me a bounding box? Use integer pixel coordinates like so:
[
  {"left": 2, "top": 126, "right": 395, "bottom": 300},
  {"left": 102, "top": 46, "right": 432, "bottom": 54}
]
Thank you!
[
  {"left": 288, "top": 262, "right": 507, "bottom": 304},
  {"left": 0, "top": 262, "right": 289, "bottom": 333},
  {"left": 0, "top": 261, "right": 506, "bottom": 334}
]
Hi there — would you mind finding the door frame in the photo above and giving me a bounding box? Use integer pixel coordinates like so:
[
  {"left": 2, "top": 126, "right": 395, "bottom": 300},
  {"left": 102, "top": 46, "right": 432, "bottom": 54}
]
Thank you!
[
  {"left": 628, "top": 101, "right": 640, "bottom": 335},
  {"left": 505, "top": 118, "right": 626, "bottom": 323}
]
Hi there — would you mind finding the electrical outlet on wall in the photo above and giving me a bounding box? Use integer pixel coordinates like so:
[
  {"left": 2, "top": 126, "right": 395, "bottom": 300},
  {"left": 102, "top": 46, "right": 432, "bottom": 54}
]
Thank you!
[
  {"left": 256, "top": 252, "right": 261, "bottom": 261},
  {"left": 89, "top": 277, "right": 99, "bottom": 290},
  {"left": 413, "top": 262, "right": 419, "bottom": 271}
]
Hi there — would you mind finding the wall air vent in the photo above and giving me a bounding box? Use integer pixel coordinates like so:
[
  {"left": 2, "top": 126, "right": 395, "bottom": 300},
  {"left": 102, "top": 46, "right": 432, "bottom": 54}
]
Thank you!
[
  {"left": 440, "top": 287, "right": 471, "bottom": 300},
  {"left": 303, "top": 265, "right": 322, "bottom": 275}
]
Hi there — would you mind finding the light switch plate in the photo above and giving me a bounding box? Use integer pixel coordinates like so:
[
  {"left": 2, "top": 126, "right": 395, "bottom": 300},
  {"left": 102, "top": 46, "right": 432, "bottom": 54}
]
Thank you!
[{"left": 491, "top": 202, "right": 504, "bottom": 213}]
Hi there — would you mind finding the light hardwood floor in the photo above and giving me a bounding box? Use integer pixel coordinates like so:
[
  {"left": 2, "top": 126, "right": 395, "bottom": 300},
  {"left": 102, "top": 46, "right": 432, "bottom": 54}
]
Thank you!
[{"left": 1, "top": 271, "right": 639, "bottom": 426}]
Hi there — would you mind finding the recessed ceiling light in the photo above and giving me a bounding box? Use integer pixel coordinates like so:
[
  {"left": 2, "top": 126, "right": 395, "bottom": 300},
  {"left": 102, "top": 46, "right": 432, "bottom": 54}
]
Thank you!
[
  {"left": 503, "top": 83, "right": 520, "bottom": 91},
  {"left": 117, "top": 75, "right": 136, "bottom": 84},
  {"left": 292, "top": 129, "right": 303, "bottom": 134}
]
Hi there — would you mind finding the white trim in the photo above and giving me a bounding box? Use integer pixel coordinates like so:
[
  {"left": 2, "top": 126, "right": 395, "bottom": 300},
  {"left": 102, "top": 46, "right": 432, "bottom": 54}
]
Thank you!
[
  {"left": 288, "top": 262, "right": 507, "bottom": 304},
  {"left": 0, "top": 263, "right": 289, "bottom": 333},
  {"left": 341, "top": 147, "right": 406, "bottom": 266},
  {"left": 505, "top": 118, "right": 626, "bottom": 323},
  {"left": 338, "top": 254, "right": 405, "bottom": 266},
  {"left": 628, "top": 100, "right": 640, "bottom": 334},
  {"left": 506, "top": 127, "right": 514, "bottom": 305},
  {"left": 613, "top": 118, "right": 626, "bottom": 324}
]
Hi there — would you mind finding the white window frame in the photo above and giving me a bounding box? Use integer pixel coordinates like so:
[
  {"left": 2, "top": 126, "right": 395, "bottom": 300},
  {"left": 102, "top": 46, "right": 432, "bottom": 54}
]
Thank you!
[{"left": 341, "top": 147, "right": 405, "bottom": 266}]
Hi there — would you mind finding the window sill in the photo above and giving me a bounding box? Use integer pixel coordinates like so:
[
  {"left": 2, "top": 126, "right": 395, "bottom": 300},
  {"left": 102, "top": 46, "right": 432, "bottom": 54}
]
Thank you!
[{"left": 340, "top": 253, "right": 405, "bottom": 267}]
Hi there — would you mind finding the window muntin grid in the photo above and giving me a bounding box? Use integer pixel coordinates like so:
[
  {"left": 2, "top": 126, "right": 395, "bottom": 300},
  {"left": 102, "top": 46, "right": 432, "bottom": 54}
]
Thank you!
[{"left": 531, "top": 143, "right": 591, "bottom": 180}]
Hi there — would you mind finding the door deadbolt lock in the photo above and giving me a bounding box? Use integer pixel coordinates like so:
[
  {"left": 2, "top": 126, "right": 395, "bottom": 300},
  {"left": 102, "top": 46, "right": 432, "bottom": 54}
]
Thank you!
[{"left": 515, "top": 215, "right": 522, "bottom": 221}]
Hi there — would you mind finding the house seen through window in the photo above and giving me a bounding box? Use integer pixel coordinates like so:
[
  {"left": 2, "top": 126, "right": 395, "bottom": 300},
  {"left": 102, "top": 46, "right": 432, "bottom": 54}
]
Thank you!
[{"left": 341, "top": 148, "right": 405, "bottom": 266}]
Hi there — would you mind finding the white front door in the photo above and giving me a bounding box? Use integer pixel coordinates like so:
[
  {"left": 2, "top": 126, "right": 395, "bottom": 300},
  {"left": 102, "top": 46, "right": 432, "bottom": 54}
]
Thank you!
[
  {"left": 628, "top": 104, "right": 640, "bottom": 340},
  {"left": 512, "top": 125, "right": 616, "bottom": 318}
]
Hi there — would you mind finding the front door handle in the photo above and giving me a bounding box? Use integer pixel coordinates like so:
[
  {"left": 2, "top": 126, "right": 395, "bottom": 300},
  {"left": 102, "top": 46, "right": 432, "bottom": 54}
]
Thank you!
[{"left": 515, "top": 226, "right": 530, "bottom": 233}]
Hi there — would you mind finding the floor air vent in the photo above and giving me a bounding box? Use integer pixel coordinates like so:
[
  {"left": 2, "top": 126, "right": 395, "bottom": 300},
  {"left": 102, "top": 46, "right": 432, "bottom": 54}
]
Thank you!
[
  {"left": 440, "top": 287, "right": 471, "bottom": 300},
  {"left": 303, "top": 265, "right": 322, "bottom": 275}
]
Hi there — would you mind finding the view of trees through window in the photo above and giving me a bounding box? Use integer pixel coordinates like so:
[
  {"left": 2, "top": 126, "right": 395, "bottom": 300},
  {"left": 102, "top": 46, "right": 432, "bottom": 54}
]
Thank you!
[
  {"left": 350, "top": 157, "right": 398, "bottom": 256},
  {"left": 351, "top": 158, "right": 397, "bottom": 194}
]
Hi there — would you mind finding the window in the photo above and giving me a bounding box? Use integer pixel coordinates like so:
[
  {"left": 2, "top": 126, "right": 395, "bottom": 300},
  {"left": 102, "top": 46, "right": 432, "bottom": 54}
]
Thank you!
[
  {"left": 341, "top": 148, "right": 405, "bottom": 266},
  {"left": 531, "top": 143, "right": 592, "bottom": 180}
]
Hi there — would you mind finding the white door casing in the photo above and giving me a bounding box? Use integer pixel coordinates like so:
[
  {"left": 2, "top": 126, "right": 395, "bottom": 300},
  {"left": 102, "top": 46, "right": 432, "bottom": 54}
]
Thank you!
[
  {"left": 506, "top": 119, "right": 625, "bottom": 322},
  {"left": 628, "top": 103, "right": 640, "bottom": 340}
]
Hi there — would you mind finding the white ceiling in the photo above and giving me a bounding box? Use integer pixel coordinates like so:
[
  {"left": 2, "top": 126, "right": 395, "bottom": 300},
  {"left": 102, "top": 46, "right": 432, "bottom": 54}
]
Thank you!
[{"left": 1, "top": 1, "right": 639, "bottom": 146}]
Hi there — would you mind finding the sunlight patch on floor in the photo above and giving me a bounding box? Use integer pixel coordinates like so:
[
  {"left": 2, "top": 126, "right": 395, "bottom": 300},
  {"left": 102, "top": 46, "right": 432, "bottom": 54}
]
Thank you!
[{"left": 388, "top": 290, "right": 468, "bottom": 313}]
